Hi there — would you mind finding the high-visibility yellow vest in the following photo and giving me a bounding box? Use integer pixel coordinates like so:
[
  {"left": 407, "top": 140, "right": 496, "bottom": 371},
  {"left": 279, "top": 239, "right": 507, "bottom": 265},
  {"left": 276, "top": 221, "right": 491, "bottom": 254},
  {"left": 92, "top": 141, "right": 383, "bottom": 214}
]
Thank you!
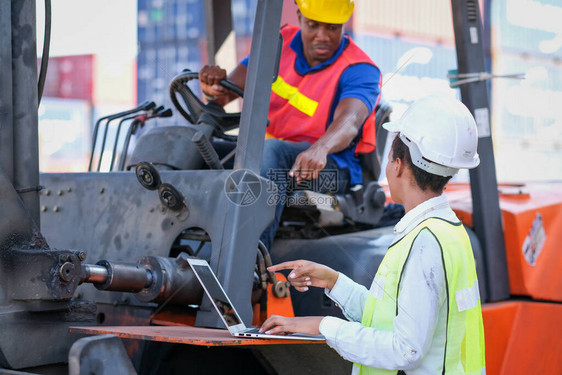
[{"left": 355, "top": 218, "right": 486, "bottom": 375}]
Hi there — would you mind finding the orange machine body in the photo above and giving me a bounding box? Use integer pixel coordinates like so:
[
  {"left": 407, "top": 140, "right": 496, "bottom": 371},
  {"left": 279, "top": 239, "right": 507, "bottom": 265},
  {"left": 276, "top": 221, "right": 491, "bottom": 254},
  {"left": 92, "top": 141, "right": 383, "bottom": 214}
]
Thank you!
[
  {"left": 446, "top": 181, "right": 562, "bottom": 301},
  {"left": 445, "top": 181, "right": 562, "bottom": 374},
  {"left": 481, "top": 301, "right": 562, "bottom": 374}
]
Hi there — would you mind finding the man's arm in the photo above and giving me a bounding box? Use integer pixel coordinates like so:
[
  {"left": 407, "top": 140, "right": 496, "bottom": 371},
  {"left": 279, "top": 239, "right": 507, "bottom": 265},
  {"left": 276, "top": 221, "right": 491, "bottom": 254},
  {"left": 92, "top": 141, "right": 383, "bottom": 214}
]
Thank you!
[
  {"left": 199, "top": 64, "right": 247, "bottom": 106},
  {"left": 318, "top": 230, "right": 447, "bottom": 370},
  {"left": 325, "top": 272, "right": 370, "bottom": 322},
  {"left": 290, "top": 97, "right": 369, "bottom": 182}
]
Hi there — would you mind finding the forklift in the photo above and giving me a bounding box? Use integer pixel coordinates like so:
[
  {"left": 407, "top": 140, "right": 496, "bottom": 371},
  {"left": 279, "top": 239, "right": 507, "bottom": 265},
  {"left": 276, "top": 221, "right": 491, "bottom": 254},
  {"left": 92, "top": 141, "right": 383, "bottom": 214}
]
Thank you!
[{"left": 0, "top": 0, "right": 561, "bottom": 374}]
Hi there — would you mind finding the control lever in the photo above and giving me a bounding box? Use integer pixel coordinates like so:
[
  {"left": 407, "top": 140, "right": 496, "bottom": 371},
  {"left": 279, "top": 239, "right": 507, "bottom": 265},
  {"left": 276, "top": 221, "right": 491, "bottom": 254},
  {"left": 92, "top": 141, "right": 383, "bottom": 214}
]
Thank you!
[
  {"left": 118, "top": 107, "right": 173, "bottom": 170},
  {"left": 89, "top": 101, "right": 155, "bottom": 171},
  {"left": 192, "top": 131, "right": 224, "bottom": 170}
]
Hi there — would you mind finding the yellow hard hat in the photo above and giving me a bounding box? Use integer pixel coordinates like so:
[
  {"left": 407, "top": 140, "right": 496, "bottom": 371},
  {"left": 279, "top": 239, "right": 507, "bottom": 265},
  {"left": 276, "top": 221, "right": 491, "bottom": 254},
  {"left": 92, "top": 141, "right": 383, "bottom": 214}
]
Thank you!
[{"left": 296, "top": 0, "right": 355, "bottom": 24}]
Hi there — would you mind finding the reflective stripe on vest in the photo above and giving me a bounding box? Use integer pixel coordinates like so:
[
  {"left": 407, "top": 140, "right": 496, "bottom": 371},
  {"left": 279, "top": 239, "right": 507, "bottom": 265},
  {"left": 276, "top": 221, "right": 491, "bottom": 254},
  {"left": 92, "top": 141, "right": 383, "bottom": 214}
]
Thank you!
[
  {"left": 271, "top": 76, "right": 319, "bottom": 117},
  {"left": 355, "top": 218, "right": 486, "bottom": 375},
  {"left": 267, "top": 25, "right": 379, "bottom": 154}
]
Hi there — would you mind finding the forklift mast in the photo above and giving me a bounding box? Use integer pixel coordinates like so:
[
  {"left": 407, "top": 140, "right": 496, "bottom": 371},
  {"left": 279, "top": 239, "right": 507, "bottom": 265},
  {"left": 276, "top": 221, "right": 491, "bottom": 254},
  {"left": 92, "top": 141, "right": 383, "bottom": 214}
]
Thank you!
[
  {"left": 1, "top": 0, "right": 41, "bottom": 227},
  {"left": 451, "top": 0, "right": 510, "bottom": 301}
]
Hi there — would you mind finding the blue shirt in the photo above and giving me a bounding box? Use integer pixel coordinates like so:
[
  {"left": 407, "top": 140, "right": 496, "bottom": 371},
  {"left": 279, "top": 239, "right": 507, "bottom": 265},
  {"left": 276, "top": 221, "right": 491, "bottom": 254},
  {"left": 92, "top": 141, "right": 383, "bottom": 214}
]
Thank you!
[{"left": 242, "top": 30, "right": 381, "bottom": 185}]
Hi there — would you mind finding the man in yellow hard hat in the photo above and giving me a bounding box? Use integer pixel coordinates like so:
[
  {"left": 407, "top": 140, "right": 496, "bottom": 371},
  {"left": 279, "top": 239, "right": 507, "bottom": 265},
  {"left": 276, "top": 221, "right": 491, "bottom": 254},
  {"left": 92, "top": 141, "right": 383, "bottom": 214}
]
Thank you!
[{"left": 200, "top": 0, "right": 381, "bottom": 251}]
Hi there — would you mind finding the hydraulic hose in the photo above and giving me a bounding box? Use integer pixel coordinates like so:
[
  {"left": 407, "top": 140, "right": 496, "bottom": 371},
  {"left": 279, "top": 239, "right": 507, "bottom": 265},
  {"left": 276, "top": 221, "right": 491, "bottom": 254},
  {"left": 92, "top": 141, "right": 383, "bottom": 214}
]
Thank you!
[{"left": 37, "top": 0, "right": 51, "bottom": 105}]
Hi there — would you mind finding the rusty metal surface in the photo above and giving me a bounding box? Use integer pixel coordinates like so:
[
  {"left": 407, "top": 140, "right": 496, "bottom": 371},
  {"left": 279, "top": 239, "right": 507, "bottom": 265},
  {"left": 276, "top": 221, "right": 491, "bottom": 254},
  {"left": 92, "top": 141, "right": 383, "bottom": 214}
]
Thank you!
[
  {"left": 40, "top": 170, "right": 276, "bottom": 327},
  {"left": 70, "top": 325, "right": 325, "bottom": 347}
]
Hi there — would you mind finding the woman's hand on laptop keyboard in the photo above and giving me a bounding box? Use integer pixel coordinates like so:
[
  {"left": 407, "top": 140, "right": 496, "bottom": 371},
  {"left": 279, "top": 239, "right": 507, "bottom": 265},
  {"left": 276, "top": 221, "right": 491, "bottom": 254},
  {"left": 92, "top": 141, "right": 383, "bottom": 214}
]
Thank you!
[
  {"left": 259, "top": 315, "right": 323, "bottom": 335},
  {"left": 268, "top": 260, "right": 339, "bottom": 292}
]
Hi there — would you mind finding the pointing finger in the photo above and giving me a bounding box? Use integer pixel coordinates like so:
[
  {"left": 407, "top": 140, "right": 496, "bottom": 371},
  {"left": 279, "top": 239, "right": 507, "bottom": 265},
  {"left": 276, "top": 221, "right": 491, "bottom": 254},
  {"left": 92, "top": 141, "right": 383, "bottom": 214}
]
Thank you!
[{"left": 267, "top": 261, "right": 302, "bottom": 272}]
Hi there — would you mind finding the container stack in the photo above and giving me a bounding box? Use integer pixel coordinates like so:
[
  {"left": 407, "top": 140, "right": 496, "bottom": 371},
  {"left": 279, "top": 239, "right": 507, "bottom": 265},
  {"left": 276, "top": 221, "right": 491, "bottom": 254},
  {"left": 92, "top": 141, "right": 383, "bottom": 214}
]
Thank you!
[
  {"left": 137, "top": 0, "right": 205, "bottom": 113},
  {"left": 490, "top": 0, "right": 562, "bottom": 181},
  {"left": 136, "top": 0, "right": 255, "bottom": 125},
  {"left": 351, "top": 0, "right": 459, "bottom": 119}
]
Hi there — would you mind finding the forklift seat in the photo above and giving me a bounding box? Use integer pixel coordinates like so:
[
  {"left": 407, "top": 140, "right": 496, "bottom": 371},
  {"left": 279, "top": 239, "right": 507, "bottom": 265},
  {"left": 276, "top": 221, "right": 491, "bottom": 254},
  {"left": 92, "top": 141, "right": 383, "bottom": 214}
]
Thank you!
[{"left": 359, "top": 99, "right": 393, "bottom": 183}]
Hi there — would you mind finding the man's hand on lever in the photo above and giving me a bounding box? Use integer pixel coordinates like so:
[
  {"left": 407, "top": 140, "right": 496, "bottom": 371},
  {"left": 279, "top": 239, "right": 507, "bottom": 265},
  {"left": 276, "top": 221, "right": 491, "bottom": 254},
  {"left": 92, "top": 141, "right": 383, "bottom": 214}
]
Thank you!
[
  {"left": 289, "top": 144, "right": 329, "bottom": 184},
  {"left": 289, "top": 97, "right": 369, "bottom": 184}
]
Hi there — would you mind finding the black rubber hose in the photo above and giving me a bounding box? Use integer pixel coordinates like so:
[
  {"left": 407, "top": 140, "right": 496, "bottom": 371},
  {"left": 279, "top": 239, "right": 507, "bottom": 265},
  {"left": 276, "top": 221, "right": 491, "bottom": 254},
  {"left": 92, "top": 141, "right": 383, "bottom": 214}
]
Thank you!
[
  {"left": 258, "top": 240, "right": 279, "bottom": 285},
  {"left": 256, "top": 249, "right": 268, "bottom": 290},
  {"left": 37, "top": 0, "right": 51, "bottom": 105}
]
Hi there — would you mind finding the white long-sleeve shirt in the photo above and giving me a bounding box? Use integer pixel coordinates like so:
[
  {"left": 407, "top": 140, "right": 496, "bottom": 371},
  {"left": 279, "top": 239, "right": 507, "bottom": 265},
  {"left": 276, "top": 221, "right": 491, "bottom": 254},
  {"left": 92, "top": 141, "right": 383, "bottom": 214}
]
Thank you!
[{"left": 319, "top": 195, "right": 460, "bottom": 374}]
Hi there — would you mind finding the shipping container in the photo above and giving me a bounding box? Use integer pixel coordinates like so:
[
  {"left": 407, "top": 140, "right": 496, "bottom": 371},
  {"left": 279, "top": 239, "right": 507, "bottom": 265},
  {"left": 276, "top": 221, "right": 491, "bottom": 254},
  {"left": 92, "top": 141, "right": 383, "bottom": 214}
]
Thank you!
[
  {"left": 38, "top": 98, "right": 92, "bottom": 172},
  {"left": 93, "top": 56, "right": 137, "bottom": 106},
  {"left": 354, "top": 33, "right": 457, "bottom": 118},
  {"left": 137, "top": 0, "right": 255, "bottom": 125},
  {"left": 138, "top": 0, "right": 205, "bottom": 45},
  {"left": 353, "top": 32, "right": 462, "bottom": 181},
  {"left": 232, "top": 0, "right": 257, "bottom": 36},
  {"left": 38, "top": 55, "right": 94, "bottom": 101},
  {"left": 281, "top": 0, "right": 299, "bottom": 27},
  {"left": 353, "top": 0, "right": 456, "bottom": 46},
  {"left": 491, "top": 51, "right": 562, "bottom": 182},
  {"left": 137, "top": 38, "right": 203, "bottom": 126},
  {"left": 492, "top": 0, "right": 562, "bottom": 59}
]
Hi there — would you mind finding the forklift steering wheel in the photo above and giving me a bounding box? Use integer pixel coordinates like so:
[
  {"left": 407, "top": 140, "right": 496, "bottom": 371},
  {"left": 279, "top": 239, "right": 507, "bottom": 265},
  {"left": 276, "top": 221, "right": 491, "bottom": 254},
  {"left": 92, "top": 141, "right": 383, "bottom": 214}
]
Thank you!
[{"left": 169, "top": 70, "right": 243, "bottom": 140}]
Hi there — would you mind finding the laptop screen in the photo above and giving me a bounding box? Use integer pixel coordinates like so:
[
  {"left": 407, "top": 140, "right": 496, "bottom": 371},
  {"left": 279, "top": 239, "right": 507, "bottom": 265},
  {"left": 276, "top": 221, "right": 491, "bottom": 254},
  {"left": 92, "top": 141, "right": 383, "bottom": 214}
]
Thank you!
[{"left": 189, "top": 262, "right": 244, "bottom": 328}]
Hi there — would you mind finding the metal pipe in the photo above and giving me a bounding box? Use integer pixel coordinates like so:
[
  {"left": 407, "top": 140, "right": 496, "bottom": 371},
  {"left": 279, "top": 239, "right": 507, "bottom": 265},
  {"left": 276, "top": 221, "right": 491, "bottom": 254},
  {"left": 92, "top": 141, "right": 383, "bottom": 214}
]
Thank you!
[
  {"left": 109, "top": 115, "right": 137, "bottom": 172},
  {"left": 0, "top": 0, "right": 14, "bottom": 181},
  {"left": 11, "top": 0, "right": 40, "bottom": 226},
  {"left": 96, "top": 117, "right": 116, "bottom": 171},
  {"left": 81, "top": 264, "right": 109, "bottom": 284},
  {"left": 135, "top": 254, "right": 202, "bottom": 306},
  {"left": 118, "top": 119, "right": 143, "bottom": 171},
  {"left": 81, "top": 255, "right": 203, "bottom": 307},
  {"left": 92, "top": 260, "right": 153, "bottom": 293}
]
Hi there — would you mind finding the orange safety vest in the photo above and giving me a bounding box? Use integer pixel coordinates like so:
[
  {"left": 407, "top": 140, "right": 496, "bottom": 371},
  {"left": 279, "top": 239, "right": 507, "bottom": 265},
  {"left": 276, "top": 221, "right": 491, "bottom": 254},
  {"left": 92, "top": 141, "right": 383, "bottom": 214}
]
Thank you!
[{"left": 267, "top": 25, "right": 380, "bottom": 155}]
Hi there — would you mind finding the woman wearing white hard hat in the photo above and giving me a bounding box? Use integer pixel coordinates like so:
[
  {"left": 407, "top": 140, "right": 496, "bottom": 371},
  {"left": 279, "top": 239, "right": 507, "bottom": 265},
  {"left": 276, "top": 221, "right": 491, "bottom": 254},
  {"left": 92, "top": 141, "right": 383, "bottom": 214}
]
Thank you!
[{"left": 261, "top": 94, "right": 486, "bottom": 375}]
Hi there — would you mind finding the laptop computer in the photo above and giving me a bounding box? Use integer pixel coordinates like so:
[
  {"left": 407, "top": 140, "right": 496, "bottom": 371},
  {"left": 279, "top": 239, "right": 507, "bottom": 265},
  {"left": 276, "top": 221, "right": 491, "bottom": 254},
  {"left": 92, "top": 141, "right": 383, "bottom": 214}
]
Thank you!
[{"left": 187, "top": 258, "right": 324, "bottom": 341}]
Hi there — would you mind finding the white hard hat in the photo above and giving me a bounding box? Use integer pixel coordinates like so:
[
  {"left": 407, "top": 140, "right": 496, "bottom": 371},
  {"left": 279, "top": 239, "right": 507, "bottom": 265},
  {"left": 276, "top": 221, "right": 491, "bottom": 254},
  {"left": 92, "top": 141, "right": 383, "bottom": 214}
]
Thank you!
[{"left": 383, "top": 94, "right": 480, "bottom": 177}]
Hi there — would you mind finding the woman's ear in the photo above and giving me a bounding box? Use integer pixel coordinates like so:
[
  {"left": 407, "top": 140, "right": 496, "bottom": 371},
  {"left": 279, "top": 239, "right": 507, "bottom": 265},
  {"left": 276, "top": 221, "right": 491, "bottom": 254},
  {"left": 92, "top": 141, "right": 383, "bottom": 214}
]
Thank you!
[{"left": 394, "top": 157, "right": 404, "bottom": 178}]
